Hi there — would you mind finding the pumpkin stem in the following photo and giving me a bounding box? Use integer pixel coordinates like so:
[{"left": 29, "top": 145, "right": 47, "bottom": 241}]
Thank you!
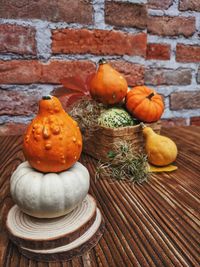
[
  {"left": 98, "top": 58, "right": 107, "bottom": 65},
  {"left": 42, "top": 95, "right": 52, "bottom": 100},
  {"left": 146, "top": 92, "right": 155, "bottom": 100}
]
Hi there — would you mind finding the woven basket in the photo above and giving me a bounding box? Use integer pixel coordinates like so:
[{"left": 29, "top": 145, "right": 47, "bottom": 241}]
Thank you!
[{"left": 83, "top": 121, "right": 161, "bottom": 162}]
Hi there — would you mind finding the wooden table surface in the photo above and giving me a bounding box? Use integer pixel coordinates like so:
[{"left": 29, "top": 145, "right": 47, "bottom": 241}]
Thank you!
[{"left": 0, "top": 126, "right": 200, "bottom": 267}]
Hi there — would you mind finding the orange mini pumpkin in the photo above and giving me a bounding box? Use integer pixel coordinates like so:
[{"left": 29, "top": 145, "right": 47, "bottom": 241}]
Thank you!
[
  {"left": 23, "top": 96, "right": 82, "bottom": 173},
  {"left": 126, "top": 86, "right": 164, "bottom": 123},
  {"left": 90, "top": 59, "right": 128, "bottom": 105}
]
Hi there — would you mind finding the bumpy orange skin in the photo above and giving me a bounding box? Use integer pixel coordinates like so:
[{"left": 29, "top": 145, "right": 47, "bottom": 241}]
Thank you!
[
  {"left": 126, "top": 86, "right": 164, "bottom": 123},
  {"left": 90, "top": 62, "right": 128, "bottom": 105},
  {"left": 23, "top": 96, "right": 82, "bottom": 173}
]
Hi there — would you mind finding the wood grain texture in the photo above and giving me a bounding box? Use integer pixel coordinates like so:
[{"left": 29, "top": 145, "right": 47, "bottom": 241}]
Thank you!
[
  {"left": 6, "top": 195, "right": 97, "bottom": 250},
  {"left": 19, "top": 212, "right": 105, "bottom": 262},
  {"left": 0, "top": 126, "right": 200, "bottom": 266}
]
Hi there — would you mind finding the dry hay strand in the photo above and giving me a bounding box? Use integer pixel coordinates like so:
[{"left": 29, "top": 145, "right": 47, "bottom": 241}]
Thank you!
[
  {"left": 95, "top": 141, "right": 150, "bottom": 184},
  {"left": 69, "top": 98, "right": 106, "bottom": 141}
]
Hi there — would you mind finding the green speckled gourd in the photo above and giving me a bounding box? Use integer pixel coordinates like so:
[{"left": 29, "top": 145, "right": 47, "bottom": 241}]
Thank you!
[{"left": 98, "top": 108, "right": 137, "bottom": 128}]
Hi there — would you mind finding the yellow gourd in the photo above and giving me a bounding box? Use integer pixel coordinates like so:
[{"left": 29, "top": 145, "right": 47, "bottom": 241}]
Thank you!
[{"left": 142, "top": 125, "right": 178, "bottom": 166}]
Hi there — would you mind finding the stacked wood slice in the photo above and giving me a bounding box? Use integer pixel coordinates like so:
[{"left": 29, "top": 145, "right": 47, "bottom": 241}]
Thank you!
[{"left": 6, "top": 195, "right": 104, "bottom": 262}]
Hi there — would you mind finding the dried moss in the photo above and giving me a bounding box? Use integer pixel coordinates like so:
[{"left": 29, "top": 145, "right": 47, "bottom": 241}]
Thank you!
[
  {"left": 69, "top": 97, "right": 106, "bottom": 141},
  {"left": 69, "top": 98, "right": 149, "bottom": 184},
  {"left": 95, "top": 141, "right": 149, "bottom": 184}
]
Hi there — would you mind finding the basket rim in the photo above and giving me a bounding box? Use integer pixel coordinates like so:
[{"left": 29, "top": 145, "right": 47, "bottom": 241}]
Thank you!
[{"left": 96, "top": 120, "right": 161, "bottom": 132}]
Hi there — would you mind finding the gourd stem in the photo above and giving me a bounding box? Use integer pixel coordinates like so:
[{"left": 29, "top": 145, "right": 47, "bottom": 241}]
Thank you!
[
  {"left": 146, "top": 92, "right": 155, "bottom": 100},
  {"left": 140, "top": 122, "right": 146, "bottom": 129},
  {"left": 42, "top": 95, "right": 52, "bottom": 100},
  {"left": 98, "top": 58, "right": 107, "bottom": 65}
]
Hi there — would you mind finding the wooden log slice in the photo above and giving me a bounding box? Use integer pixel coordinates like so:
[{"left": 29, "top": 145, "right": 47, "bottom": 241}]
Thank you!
[
  {"left": 19, "top": 208, "right": 104, "bottom": 262},
  {"left": 6, "top": 194, "right": 97, "bottom": 250}
]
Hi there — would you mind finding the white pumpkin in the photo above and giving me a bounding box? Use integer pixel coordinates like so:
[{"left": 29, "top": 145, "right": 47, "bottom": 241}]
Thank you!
[{"left": 10, "top": 161, "right": 90, "bottom": 218}]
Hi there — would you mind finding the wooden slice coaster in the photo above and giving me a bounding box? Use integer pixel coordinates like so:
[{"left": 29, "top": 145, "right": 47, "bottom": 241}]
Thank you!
[
  {"left": 19, "top": 209, "right": 104, "bottom": 262},
  {"left": 6, "top": 194, "right": 97, "bottom": 250}
]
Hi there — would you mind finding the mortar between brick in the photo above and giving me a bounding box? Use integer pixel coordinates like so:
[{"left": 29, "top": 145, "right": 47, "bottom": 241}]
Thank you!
[
  {"left": 0, "top": 0, "right": 199, "bottom": 126},
  {"left": 0, "top": 115, "right": 35, "bottom": 124},
  {"left": 147, "top": 0, "right": 199, "bottom": 120}
]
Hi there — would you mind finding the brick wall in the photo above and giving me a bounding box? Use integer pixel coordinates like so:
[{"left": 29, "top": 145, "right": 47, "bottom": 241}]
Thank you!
[
  {"left": 0, "top": 0, "right": 200, "bottom": 135},
  {"left": 146, "top": 0, "right": 200, "bottom": 127}
]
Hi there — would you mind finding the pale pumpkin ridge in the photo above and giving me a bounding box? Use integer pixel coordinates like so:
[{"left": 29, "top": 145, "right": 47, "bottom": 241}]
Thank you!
[
  {"left": 11, "top": 169, "right": 29, "bottom": 202},
  {"left": 10, "top": 162, "right": 90, "bottom": 218},
  {"left": 23, "top": 171, "right": 42, "bottom": 210},
  {"left": 10, "top": 162, "right": 31, "bottom": 184},
  {"left": 20, "top": 171, "right": 40, "bottom": 209}
]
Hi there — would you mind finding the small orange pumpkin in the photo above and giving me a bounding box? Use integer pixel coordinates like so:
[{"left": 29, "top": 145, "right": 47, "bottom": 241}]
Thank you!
[
  {"left": 126, "top": 86, "right": 164, "bottom": 123},
  {"left": 90, "top": 59, "right": 128, "bottom": 105},
  {"left": 23, "top": 96, "right": 82, "bottom": 173}
]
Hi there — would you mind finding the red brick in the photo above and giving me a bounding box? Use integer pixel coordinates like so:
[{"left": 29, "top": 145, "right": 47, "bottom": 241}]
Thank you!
[
  {"left": 105, "top": 2, "right": 147, "bottom": 29},
  {"left": 0, "top": 24, "right": 36, "bottom": 55},
  {"left": 176, "top": 44, "right": 200, "bottom": 63},
  {"left": 146, "top": 43, "right": 170, "bottom": 60},
  {"left": 148, "top": 16, "right": 195, "bottom": 37},
  {"left": 0, "top": 89, "right": 42, "bottom": 116},
  {"left": 0, "top": 123, "right": 27, "bottom": 136},
  {"left": 52, "top": 29, "right": 147, "bottom": 57},
  {"left": 0, "top": 60, "right": 95, "bottom": 84},
  {"left": 190, "top": 117, "right": 200, "bottom": 126},
  {"left": 109, "top": 61, "right": 144, "bottom": 86},
  {"left": 170, "top": 91, "right": 200, "bottom": 110},
  {"left": 3, "top": 60, "right": 143, "bottom": 90},
  {"left": 41, "top": 60, "right": 95, "bottom": 83},
  {"left": 145, "top": 68, "right": 192, "bottom": 85},
  {"left": 0, "top": 0, "right": 93, "bottom": 24},
  {"left": 0, "top": 61, "right": 41, "bottom": 84},
  {"left": 148, "top": 0, "right": 173, "bottom": 9},
  {"left": 179, "top": 0, "right": 200, "bottom": 11},
  {"left": 161, "top": 118, "right": 187, "bottom": 127}
]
